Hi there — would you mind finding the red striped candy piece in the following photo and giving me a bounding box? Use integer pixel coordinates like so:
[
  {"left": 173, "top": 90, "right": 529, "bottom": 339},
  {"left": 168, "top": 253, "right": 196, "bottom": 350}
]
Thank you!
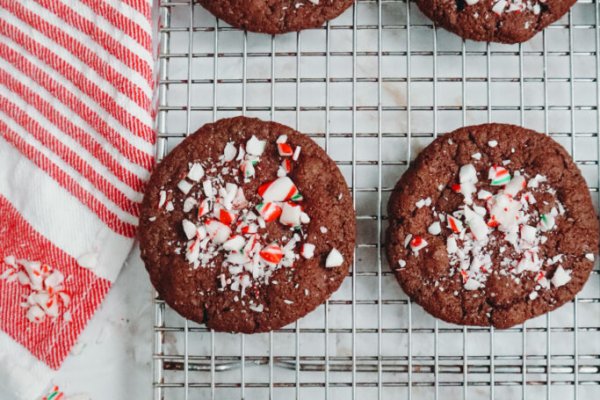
[
  {"left": 256, "top": 202, "right": 282, "bottom": 222},
  {"left": 281, "top": 159, "right": 292, "bottom": 174},
  {"left": 260, "top": 243, "right": 284, "bottom": 264},
  {"left": 277, "top": 143, "right": 293, "bottom": 157},
  {"left": 258, "top": 177, "right": 303, "bottom": 202}
]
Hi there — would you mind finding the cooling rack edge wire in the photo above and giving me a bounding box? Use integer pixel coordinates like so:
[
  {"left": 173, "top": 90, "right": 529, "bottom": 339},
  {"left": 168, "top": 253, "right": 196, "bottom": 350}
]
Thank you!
[{"left": 153, "top": 1, "right": 600, "bottom": 399}]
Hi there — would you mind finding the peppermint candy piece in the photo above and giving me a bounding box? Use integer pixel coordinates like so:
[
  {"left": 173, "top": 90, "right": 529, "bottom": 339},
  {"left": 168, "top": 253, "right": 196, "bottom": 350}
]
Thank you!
[
  {"left": 232, "top": 187, "right": 249, "bottom": 210},
  {"left": 447, "top": 237, "right": 458, "bottom": 253},
  {"left": 463, "top": 206, "right": 489, "bottom": 242},
  {"left": 187, "top": 163, "right": 205, "bottom": 182},
  {"left": 504, "top": 175, "right": 526, "bottom": 197},
  {"left": 460, "top": 164, "right": 477, "bottom": 183},
  {"left": 246, "top": 135, "right": 266, "bottom": 156},
  {"left": 249, "top": 303, "right": 264, "bottom": 313},
  {"left": 488, "top": 165, "right": 511, "bottom": 186},
  {"left": 551, "top": 266, "right": 571, "bottom": 287},
  {"left": 539, "top": 214, "right": 555, "bottom": 231},
  {"left": 519, "top": 224, "right": 537, "bottom": 247},
  {"left": 447, "top": 215, "right": 464, "bottom": 233},
  {"left": 213, "top": 204, "right": 236, "bottom": 225},
  {"left": 183, "top": 197, "right": 197, "bottom": 213},
  {"left": 223, "top": 142, "right": 237, "bottom": 162},
  {"left": 463, "top": 278, "right": 482, "bottom": 291},
  {"left": 240, "top": 160, "right": 256, "bottom": 180},
  {"left": 223, "top": 235, "right": 247, "bottom": 252},
  {"left": 26, "top": 305, "right": 46, "bottom": 323},
  {"left": 256, "top": 202, "right": 282, "bottom": 222},
  {"left": 239, "top": 222, "right": 258, "bottom": 235},
  {"left": 280, "top": 202, "right": 303, "bottom": 227},
  {"left": 205, "top": 219, "right": 232, "bottom": 244},
  {"left": 488, "top": 193, "right": 521, "bottom": 231},
  {"left": 410, "top": 236, "right": 428, "bottom": 253},
  {"left": 258, "top": 177, "right": 303, "bottom": 202},
  {"left": 301, "top": 243, "right": 315, "bottom": 259},
  {"left": 178, "top": 180, "right": 193, "bottom": 195},
  {"left": 280, "top": 159, "right": 292, "bottom": 176},
  {"left": 428, "top": 222, "right": 441, "bottom": 235},
  {"left": 182, "top": 219, "right": 198, "bottom": 240},
  {"left": 277, "top": 143, "right": 294, "bottom": 157},
  {"left": 276, "top": 134, "right": 288, "bottom": 143},
  {"left": 260, "top": 243, "right": 284, "bottom": 264},
  {"left": 198, "top": 198, "right": 211, "bottom": 218},
  {"left": 325, "top": 248, "right": 344, "bottom": 268}
]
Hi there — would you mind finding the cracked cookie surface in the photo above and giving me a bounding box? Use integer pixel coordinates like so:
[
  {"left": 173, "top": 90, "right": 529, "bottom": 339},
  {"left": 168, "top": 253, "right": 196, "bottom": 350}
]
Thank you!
[{"left": 386, "top": 123, "right": 599, "bottom": 328}]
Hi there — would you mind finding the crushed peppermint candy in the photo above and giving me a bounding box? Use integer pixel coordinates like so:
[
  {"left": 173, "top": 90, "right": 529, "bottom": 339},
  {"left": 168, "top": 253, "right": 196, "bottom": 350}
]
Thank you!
[
  {"left": 163, "top": 134, "right": 333, "bottom": 313},
  {"left": 401, "top": 152, "right": 579, "bottom": 297},
  {"left": 325, "top": 248, "right": 344, "bottom": 268},
  {"left": 1, "top": 256, "right": 71, "bottom": 323}
]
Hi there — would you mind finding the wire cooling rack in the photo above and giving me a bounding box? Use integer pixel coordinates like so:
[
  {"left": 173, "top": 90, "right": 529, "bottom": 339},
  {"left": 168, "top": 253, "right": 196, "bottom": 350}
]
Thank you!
[{"left": 154, "top": 1, "right": 600, "bottom": 399}]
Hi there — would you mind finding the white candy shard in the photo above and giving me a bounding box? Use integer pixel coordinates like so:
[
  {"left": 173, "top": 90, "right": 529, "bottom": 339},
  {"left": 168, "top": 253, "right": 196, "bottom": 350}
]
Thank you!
[
  {"left": 398, "top": 259, "right": 407, "bottom": 268},
  {"left": 276, "top": 134, "right": 288, "bottom": 143},
  {"left": 325, "top": 248, "right": 344, "bottom": 268},
  {"left": 447, "top": 237, "right": 458, "bottom": 253},
  {"left": 520, "top": 225, "right": 537, "bottom": 246},
  {"left": 463, "top": 206, "right": 489, "bottom": 242},
  {"left": 551, "top": 266, "right": 571, "bottom": 288},
  {"left": 177, "top": 180, "right": 193, "bottom": 195},
  {"left": 205, "top": 220, "right": 231, "bottom": 244},
  {"left": 301, "top": 243, "right": 315, "bottom": 259},
  {"left": 459, "top": 164, "right": 478, "bottom": 184},
  {"left": 246, "top": 135, "right": 266, "bottom": 156},
  {"left": 249, "top": 303, "right": 264, "bottom": 313},
  {"left": 464, "top": 278, "right": 482, "bottom": 291},
  {"left": 223, "top": 235, "right": 246, "bottom": 252},
  {"left": 488, "top": 140, "right": 498, "bottom": 147},
  {"left": 203, "top": 180, "right": 214, "bottom": 198},
  {"left": 428, "top": 221, "right": 441, "bottom": 235},
  {"left": 158, "top": 190, "right": 167, "bottom": 208},
  {"left": 187, "top": 163, "right": 205, "bottom": 182},
  {"left": 539, "top": 214, "right": 555, "bottom": 232},
  {"left": 504, "top": 175, "right": 526, "bottom": 197},
  {"left": 182, "top": 219, "right": 197, "bottom": 240},
  {"left": 223, "top": 142, "right": 237, "bottom": 161},
  {"left": 416, "top": 197, "right": 432, "bottom": 209},
  {"left": 280, "top": 202, "right": 303, "bottom": 227},
  {"left": 585, "top": 253, "right": 595, "bottom": 261},
  {"left": 183, "top": 197, "right": 197, "bottom": 213}
]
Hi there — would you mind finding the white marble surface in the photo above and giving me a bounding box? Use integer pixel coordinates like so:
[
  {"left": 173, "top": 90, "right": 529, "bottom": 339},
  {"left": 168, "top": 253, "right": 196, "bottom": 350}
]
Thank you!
[{"left": 0, "top": 247, "right": 154, "bottom": 400}]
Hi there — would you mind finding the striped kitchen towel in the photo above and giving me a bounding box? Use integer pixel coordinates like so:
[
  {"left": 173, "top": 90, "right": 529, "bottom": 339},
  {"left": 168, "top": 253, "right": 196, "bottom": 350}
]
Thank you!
[{"left": 0, "top": 1, "right": 156, "bottom": 398}]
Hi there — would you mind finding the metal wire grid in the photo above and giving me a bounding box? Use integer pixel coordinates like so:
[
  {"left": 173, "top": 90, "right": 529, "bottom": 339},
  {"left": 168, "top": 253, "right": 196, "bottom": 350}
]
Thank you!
[{"left": 154, "top": 1, "right": 600, "bottom": 399}]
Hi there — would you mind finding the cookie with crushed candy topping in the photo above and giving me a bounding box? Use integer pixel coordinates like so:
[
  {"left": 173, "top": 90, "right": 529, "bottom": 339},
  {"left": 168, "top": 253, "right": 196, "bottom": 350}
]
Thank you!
[
  {"left": 139, "top": 116, "right": 355, "bottom": 333},
  {"left": 386, "top": 123, "right": 599, "bottom": 328},
  {"left": 416, "top": 0, "right": 576, "bottom": 43},
  {"left": 197, "top": 0, "right": 354, "bottom": 34}
]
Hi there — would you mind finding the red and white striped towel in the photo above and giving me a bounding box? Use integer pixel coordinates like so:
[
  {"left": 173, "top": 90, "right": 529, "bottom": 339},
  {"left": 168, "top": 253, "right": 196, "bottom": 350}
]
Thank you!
[{"left": 0, "top": 1, "right": 156, "bottom": 398}]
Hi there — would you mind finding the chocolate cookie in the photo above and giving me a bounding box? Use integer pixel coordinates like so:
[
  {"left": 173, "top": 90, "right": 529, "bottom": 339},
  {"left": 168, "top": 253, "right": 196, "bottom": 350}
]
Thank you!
[
  {"left": 416, "top": 0, "right": 576, "bottom": 43},
  {"left": 386, "top": 124, "right": 599, "bottom": 328},
  {"left": 139, "top": 116, "right": 355, "bottom": 333},
  {"left": 197, "top": 0, "right": 354, "bottom": 34}
]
